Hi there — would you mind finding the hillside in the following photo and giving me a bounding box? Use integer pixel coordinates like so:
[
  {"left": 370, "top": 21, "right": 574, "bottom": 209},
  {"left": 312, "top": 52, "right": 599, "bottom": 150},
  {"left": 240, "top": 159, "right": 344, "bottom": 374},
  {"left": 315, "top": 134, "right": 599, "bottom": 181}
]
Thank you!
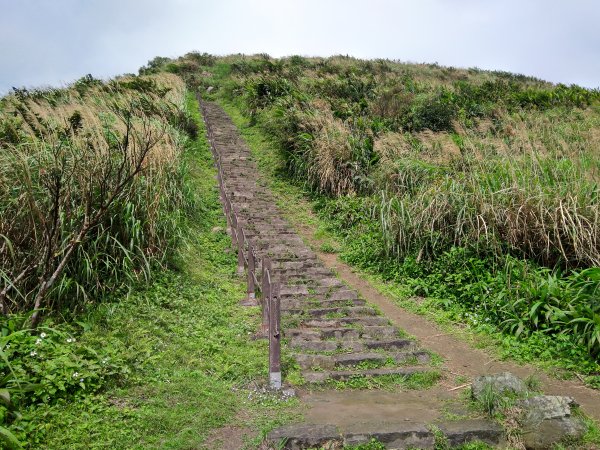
[
  {"left": 164, "top": 53, "right": 600, "bottom": 380},
  {"left": 1, "top": 53, "right": 599, "bottom": 449}
]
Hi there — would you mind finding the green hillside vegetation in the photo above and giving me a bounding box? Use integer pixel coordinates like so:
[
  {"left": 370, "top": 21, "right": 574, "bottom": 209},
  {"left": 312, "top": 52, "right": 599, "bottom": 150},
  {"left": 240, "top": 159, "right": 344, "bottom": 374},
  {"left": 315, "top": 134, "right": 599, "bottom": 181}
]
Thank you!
[
  {"left": 0, "top": 74, "right": 197, "bottom": 446},
  {"left": 0, "top": 73, "right": 193, "bottom": 322},
  {"left": 164, "top": 53, "right": 600, "bottom": 384},
  {"left": 0, "top": 76, "right": 295, "bottom": 448},
  {"left": 1, "top": 51, "right": 600, "bottom": 448}
]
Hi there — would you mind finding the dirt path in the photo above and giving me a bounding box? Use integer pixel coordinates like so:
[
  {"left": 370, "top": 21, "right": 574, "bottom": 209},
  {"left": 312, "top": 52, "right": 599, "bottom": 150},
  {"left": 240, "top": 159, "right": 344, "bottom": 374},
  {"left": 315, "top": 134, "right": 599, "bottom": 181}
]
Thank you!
[{"left": 291, "top": 222, "right": 600, "bottom": 422}]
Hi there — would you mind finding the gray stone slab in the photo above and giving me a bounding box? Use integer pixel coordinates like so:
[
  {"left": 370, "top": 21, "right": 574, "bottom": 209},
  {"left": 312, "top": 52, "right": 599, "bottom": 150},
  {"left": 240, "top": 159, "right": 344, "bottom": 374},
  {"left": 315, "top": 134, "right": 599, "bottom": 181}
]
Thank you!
[
  {"left": 289, "top": 339, "right": 338, "bottom": 352},
  {"left": 438, "top": 419, "right": 504, "bottom": 447},
  {"left": 472, "top": 372, "right": 527, "bottom": 401},
  {"left": 268, "top": 424, "right": 341, "bottom": 450},
  {"left": 344, "top": 423, "right": 435, "bottom": 449},
  {"left": 364, "top": 339, "right": 416, "bottom": 351},
  {"left": 522, "top": 416, "right": 585, "bottom": 449},
  {"left": 518, "top": 395, "right": 577, "bottom": 421},
  {"left": 334, "top": 352, "right": 386, "bottom": 367}
]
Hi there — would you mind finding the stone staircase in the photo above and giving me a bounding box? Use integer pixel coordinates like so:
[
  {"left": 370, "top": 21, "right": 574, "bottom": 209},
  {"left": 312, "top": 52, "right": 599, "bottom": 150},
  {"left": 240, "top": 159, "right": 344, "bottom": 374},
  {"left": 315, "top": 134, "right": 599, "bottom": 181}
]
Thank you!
[
  {"left": 201, "top": 100, "right": 436, "bottom": 386},
  {"left": 200, "top": 100, "right": 505, "bottom": 449}
]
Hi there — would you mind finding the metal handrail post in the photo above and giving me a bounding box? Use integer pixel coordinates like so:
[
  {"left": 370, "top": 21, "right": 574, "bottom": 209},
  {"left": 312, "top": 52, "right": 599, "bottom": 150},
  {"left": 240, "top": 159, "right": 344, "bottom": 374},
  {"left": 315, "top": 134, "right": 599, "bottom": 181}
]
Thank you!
[
  {"left": 236, "top": 223, "right": 245, "bottom": 276},
  {"left": 269, "top": 282, "right": 282, "bottom": 389},
  {"left": 231, "top": 211, "right": 238, "bottom": 249},
  {"left": 261, "top": 259, "right": 271, "bottom": 335},
  {"left": 247, "top": 242, "right": 256, "bottom": 300}
]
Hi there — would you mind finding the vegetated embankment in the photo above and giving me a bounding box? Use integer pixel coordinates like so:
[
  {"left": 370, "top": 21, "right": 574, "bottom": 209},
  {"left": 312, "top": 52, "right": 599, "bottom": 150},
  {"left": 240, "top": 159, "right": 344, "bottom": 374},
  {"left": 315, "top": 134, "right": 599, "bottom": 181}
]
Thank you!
[
  {"left": 170, "top": 53, "right": 600, "bottom": 386},
  {"left": 0, "top": 73, "right": 190, "bottom": 321},
  {"left": 0, "top": 73, "right": 196, "bottom": 447}
]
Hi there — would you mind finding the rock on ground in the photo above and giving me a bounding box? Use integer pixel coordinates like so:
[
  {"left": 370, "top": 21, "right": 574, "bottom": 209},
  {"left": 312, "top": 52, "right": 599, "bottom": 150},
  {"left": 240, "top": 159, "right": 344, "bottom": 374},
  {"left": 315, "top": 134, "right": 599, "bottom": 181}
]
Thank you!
[{"left": 471, "top": 372, "right": 527, "bottom": 401}]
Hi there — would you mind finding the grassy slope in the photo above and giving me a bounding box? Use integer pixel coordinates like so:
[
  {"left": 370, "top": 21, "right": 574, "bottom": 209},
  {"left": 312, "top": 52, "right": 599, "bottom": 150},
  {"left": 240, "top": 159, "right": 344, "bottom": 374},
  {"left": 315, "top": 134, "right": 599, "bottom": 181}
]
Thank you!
[
  {"left": 214, "top": 93, "right": 600, "bottom": 388},
  {"left": 184, "top": 55, "right": 600, "bottom": 389},
  {"left": 23, "top": 93, "right": 299, "bottom": 449},
  {"left": 217, "top": 97, "right": 600, "bottom": 449}
]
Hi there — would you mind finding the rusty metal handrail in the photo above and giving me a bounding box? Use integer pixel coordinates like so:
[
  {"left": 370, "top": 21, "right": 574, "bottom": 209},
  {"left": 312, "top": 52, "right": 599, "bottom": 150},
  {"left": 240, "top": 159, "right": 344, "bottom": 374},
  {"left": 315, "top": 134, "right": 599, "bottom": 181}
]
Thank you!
[{"left": 199, "top": 95, "right": 282, "bottom": 389}]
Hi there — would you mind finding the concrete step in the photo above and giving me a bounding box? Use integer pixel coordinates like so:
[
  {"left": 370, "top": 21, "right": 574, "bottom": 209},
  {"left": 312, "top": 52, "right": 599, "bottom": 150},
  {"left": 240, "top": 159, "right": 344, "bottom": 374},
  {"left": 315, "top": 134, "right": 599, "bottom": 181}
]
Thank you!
[
  {"left": 295, "top": 351, "right": 430, "bottom": 370},
  {"left": 267, "top": 419, "right": 504, "bottom": 449},
  {"left": 302, "top": 366, "right": 430, "bottom": 383}
]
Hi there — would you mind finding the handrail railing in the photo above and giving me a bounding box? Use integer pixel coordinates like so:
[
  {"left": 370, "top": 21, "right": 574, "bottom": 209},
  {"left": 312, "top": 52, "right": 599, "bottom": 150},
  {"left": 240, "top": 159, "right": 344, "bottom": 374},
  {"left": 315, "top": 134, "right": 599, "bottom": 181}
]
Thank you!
[{"left": 199, "top": 96, "right": 282, "bottom": 389}]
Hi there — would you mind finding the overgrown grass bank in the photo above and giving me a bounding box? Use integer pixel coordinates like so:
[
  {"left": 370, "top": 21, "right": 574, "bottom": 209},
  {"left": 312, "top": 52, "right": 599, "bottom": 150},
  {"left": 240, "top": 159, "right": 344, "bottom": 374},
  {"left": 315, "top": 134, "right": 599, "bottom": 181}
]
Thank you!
[
  {"left": 213, "top": 85, "right": 600, "bottom": 388},
  {"left": 1, "top": 93, "right": 298, "bottom": 448},
  {"left": 0, "top": 73, "right": 194, "bottom": 324},
  {"left": 185, "top": 54, "right": 600, "bottom": 387}
]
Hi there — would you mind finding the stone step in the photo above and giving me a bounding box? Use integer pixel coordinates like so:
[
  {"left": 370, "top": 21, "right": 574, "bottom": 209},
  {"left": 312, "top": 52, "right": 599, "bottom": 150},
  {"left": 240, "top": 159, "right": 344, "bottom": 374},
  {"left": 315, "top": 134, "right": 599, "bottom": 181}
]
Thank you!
[
  {"left": 295, "top": 351, "right": 431, "bottom": 370},
  {"left": 302, "top": 366, "right": 430, "bottom": 383},
  {"left": 279, "top": 273, "right": 342, "bottom": 284},
  {"left": 361, "top": 325, "right": 400, "bottom": 339},
  {"left": 363, "top": 338, "right": 416, "bottom": 351},
  {"left": 252, "top": 244, "right": 307, "bottom": 253},
  {"left": 286, "top": 327, "right": 359, "bottom": 341},
  {"left": 289, "top": 337, "right": 417, "bottom": 353},
  {"left": 295, "top": 352, "right": 385, "bottom": 370},
  {"left": 281, "top": 302, "right": 377, "bottom": 318},
  {"left": 254, "top": 249, "right": 315, "bottom": 260},
  {"left": 280, "top": 285, "right": 310, "bottom": 296},
  {"left": 300, "top": 316, "right": 390, "bottom": 328},
  {"left": 285, "top": 324, "right": 399, "bottom": 341},
  {"left": 242, "top": 228, "right": 295, "bottom": 236},
  {"left": 274, "top": 260, "right": 321, "bottom": 270},
  {"left": 280, "top": 289, "right": 360, "bottom": 302},
  {"left": 275, "top": 268, "right": 333, "bottom": 277},
  {"left": 282, "top": 298, "right": 367, "bottom": 311},
  {"left": 248, "top": 237, "right": 301, "bottom": 253},
  {"left": 268, "top": 254, "right": 318, "bottom": 264},
  {"left": 267, "top": 419, "right": 504, "bottom": 449}
]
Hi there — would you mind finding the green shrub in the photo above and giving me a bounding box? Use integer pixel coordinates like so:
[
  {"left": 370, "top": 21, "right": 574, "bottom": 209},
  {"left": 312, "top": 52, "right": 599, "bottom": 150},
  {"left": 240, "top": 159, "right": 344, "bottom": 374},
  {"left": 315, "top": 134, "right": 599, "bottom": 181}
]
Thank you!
[
  {"left": 244, "top": 75, "right": 295, "bottom": 113},
  {"left": 406, "top": 89, "right": 456, "bottom": 131},
  {"left": 0, "top": 74, "right": 190, "bottom": 322}
]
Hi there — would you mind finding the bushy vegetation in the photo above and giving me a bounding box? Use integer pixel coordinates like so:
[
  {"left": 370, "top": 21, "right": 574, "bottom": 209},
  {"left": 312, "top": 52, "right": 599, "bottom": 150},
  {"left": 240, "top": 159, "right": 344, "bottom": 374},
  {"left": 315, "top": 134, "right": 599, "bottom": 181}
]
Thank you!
[
  {"left": 0, "top": 73, "right": 197, "bottom": 447},
  {"left": 0, "top": 73, "right": 190, "bottom": 324},
  {"left": 181, "top": 54, "right": 599, "bottom": 381},
  {"left": 0, "top": 90, "right": 297, "bottom": 449}
]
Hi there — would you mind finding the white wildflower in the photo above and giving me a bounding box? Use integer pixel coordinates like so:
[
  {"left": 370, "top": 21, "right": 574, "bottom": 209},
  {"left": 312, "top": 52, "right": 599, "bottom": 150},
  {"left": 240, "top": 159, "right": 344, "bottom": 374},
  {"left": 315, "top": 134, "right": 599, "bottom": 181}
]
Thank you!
[
  {"left": 36, "top": 339, "right": 43, "bottom": 345},
  {"left": 40, "top": 332, "right": 47, "bottom": 338},
  {"left": 73, "top": 372, "right": 80, "bottom": 378},
  {"left": 30, "top": 351, "right": 37, "bottom": 357}
]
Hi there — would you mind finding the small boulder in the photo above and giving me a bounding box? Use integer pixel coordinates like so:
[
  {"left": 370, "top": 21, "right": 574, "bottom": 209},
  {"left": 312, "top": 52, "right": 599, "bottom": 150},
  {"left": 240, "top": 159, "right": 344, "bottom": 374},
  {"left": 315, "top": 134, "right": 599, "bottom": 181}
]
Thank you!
[
  {"left": 519, "top": 395, "right": 585, "bottom": 449},
  {"left": 206, "top": 86, "right": 215, "bottom": 93},
  {"left": 518, "top": 395, "right": 578, "bottom": 422},
  {"left": 472, "top": 372, "right": 527, "bottom": 401},
  {"left": 522, "top": 416, "right": 586, "bottom": 449}
]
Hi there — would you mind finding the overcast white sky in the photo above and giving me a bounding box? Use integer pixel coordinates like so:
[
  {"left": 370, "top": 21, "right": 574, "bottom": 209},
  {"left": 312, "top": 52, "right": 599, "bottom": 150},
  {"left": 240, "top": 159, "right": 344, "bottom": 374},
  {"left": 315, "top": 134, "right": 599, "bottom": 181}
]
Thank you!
[{"left": 1, "top": 0, "right": 599, "bottom": 94}]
